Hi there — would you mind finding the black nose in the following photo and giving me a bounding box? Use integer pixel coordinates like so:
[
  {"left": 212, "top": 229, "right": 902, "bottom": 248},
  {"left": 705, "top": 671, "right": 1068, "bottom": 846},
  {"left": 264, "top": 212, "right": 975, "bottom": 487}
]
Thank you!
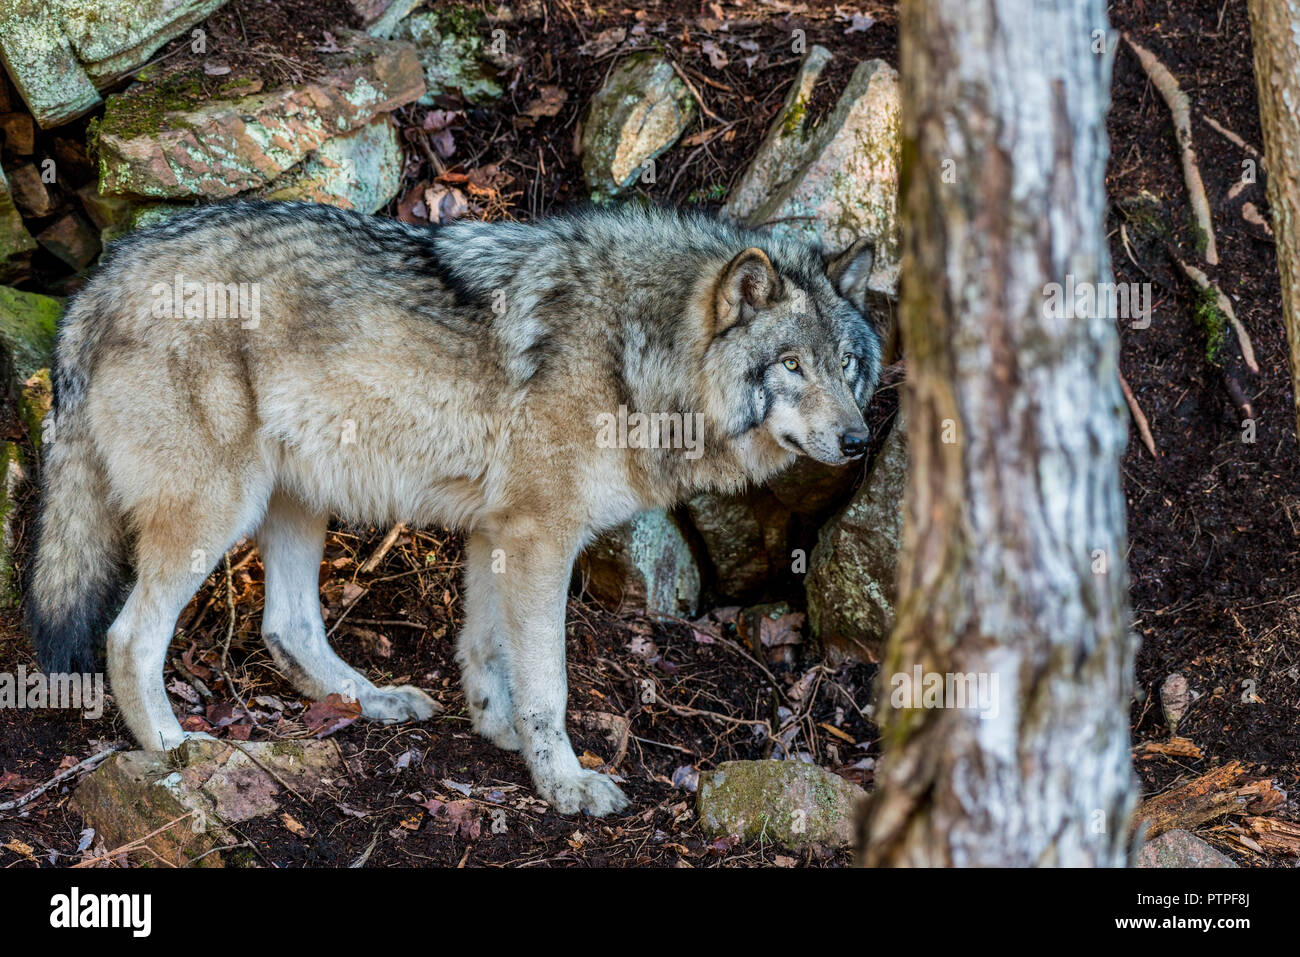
[{"left": 840, "top": 429, "right": 869, "bottom": 458}]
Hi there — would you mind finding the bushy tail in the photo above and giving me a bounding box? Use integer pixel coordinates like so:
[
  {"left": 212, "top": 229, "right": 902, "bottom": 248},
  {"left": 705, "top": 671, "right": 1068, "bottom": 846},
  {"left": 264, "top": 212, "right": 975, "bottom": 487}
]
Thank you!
[{"left": 25, "top": 376, "right": 130, "bottom": 675}]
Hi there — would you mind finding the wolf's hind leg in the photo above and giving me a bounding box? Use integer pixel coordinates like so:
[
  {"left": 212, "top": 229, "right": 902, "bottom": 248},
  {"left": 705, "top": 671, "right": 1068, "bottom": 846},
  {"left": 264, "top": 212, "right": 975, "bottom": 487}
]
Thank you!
[
  {"left": 456, "top": 532, "right": 521, "bottom": 751},
  {"left": 109, "top": 506, "right": 253, "bottom": 750},
  {"left": 257, "top": 491, "right": 440, "bottom": 723}
]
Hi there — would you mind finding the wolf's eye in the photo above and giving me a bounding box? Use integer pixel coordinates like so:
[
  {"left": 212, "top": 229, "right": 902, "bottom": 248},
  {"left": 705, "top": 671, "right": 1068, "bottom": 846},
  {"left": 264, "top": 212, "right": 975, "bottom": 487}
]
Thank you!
[
  {"left": 841, "top": 353, "right": 853, "bottom": 369},
  {"left": 782, "top": 357, "right": 801, "bottom": 373}
]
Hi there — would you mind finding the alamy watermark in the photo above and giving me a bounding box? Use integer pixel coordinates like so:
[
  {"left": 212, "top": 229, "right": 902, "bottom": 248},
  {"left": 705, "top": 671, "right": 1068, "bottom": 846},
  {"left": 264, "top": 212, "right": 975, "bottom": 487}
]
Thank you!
[
  {"left": 151, "top": 273, "right": 261, "bottom": 328},
  {"left": 1042, "top": 274, "right": 1151, "bottom": 328},
  {"left": 595, "top": 404, "right": 705, "bottom": 460},
  {"left": 888, "top": 665, "right": 1000, "bottom": 719},
  {"left": 0, "top": 665, "right": 104, "bottom": 718}
]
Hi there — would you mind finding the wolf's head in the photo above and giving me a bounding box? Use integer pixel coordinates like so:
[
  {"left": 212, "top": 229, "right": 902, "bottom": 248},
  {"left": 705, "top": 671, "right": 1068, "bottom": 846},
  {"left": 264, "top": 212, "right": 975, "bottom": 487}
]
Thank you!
[{"left": 702, "top": 239, "right": 883, "bottom": 467}]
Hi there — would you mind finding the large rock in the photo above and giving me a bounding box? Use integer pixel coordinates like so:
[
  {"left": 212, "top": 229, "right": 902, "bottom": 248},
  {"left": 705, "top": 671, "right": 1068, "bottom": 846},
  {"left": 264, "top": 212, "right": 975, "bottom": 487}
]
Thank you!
[
  {"left": 697, "top": 759, "right": 864, "bottom": 848},
  {"left": 1135, "top": 829, "right": 1238, "bottom": 868},
  {"left": 260, "top": 115, "right": 405, "bottom": 213},
  {"left": 688, "top": 458, "right": 861, "bottom": 599},
  {"left": 579, "top": 509, "right": 700, "bottom": 619},
  {"left": 0, "top": 285, "right": 59, "bottom": 379},
  {"left": 686, "top": 489, "right": 791, "bottom": 599},
  {"left": 36, "top": 212, "right": 100, "bottom": 271},
  {"left": 73, "top": 738, "right": 341, "bottom": 867},
  {"left": 0, "top": 166, "right": 36, "bottom": 282},
  {"left": 725, "top": 51, "right": 901, "bottom": 304},
  {"left": 806, "top": 413, "right": 906, "bottom": 662},
  {"left": 95, "top": 33, "right": 425, "bottom": 199},
  {"left": 395, "top": 7, "right": 517, "bottom": 105},
  {"left": 6, "top": 163, "right": 55, "bottom": 217},
  {"left": 725, "top": 45, "right": 833, "bottom": 221},
  {"left": 0, "top": 0, "right": 229, "bottom": 128},
  {"left": 580, "top": 54, "right": 695, "bottom": 200}
]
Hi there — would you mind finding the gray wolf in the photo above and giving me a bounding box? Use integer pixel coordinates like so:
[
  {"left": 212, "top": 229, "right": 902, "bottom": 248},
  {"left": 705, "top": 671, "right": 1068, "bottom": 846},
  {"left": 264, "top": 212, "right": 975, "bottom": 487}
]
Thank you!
[{"left": 25, "top": 201, "right": 881, "bottom": 815}]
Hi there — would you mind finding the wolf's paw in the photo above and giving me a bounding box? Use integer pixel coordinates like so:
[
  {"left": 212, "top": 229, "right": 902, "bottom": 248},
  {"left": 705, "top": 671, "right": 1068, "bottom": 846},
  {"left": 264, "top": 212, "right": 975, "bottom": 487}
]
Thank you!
[
  {"left": 541, "top": 769, "right": 630, "bottom": 817},
  {"left": 365, "top": 685, "right": 444, "bottom": 723},
  {"left": 143, "top": 729, "right": 217, "bottom": 753}
]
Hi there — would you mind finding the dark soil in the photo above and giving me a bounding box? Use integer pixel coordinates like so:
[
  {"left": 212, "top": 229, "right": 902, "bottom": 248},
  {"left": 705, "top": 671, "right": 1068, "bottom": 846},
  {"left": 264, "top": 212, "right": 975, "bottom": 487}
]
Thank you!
[
  {"left": 1108, "top": 1, "right": 1300, "bottom": 864},
  {"left": 0, "top": 0, "right": 1296, "bottom": 868}
]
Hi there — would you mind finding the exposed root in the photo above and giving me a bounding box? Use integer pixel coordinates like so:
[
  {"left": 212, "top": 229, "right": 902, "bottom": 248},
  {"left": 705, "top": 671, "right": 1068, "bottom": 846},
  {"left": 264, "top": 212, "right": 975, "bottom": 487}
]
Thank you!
[
  {"left": 1125, "top": 35, "right": 1219, "bottom": 264},
  {"left": 1177, "top": 258, "right": 1259, "bottom": 374}
]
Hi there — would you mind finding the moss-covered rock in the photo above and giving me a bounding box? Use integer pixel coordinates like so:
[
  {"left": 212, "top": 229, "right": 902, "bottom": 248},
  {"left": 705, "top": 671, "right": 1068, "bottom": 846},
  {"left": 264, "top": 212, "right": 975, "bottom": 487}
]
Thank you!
[
  {"left": 0, "top": 286, "right": 60, "bottom": 380},
  {"left": 725, "top": 45, "right": 832, "bottom": 221},
  {"left": 0, "top": 0, "right": 101, "bottom": 128},
  {"left": 697, "top": 759, "right": 864, "bottom": 848},
  {"left": 0, "top": 0, "right": 231, "bottom": 128},
  {"left": 396, "top": 7, "right": 515, "bottom": 105},
  {"left": 806, "top": 412, "right": 906, "bottom": 663},
  {"left": 259, "top": 115, "right": 405, "bottom": 213},
  {"left": 580, "top": 54, "right": 695, "bottom": 200}
]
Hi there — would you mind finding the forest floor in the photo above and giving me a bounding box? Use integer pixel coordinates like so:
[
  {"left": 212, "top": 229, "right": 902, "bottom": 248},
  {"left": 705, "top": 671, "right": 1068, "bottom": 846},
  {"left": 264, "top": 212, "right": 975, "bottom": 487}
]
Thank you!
[{"left": 0, "top": 0, "right": 1296, "bottom": 868}]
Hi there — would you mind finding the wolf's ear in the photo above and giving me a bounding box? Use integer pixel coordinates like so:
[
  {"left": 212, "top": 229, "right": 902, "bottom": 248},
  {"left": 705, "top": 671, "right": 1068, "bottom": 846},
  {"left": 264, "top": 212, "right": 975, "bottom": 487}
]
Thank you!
[
  {"left": 825, "top": 237, "right": 875, "bottom": 312},
  {"left": 715, "top": 247, "right": 779, "bottom": 335}
]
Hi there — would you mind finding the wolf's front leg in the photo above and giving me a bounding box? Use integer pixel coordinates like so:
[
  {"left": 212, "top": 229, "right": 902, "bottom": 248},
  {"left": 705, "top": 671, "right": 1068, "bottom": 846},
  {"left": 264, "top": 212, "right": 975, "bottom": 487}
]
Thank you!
[{"left": 496, "top": 522, "right": 628, "bottom": 816}]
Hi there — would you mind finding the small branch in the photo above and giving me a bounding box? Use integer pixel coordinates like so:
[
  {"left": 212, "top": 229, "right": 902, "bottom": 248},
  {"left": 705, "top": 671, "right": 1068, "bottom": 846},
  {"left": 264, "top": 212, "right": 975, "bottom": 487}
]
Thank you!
[
  {"left": 1133, "top": 761, "right": 1283, "bottom": 839},
  {"left": 0, "top": 746, "right": 122, "bottom": 813},
  {"left": 359, "top": 522, "right": 406, "bottom": 574},
  {"left": 668, "top": 58, "right": 725, "bottom": 124},
  {"left": 1125, "top": 35, "right": 1218, "bottom": 264},
  {"left": 1119, "top": 372, "right": 1157, "bottom": 458}
]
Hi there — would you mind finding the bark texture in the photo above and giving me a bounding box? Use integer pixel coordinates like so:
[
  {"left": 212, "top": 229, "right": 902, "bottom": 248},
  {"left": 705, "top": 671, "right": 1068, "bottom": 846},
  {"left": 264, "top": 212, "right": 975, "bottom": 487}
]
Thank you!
[
  {"left": 1246, "top": 0, "right": 1300, "bottom": 439},
  {"left": 861, "top": 0, "right": 1136, "bottom": 866}
]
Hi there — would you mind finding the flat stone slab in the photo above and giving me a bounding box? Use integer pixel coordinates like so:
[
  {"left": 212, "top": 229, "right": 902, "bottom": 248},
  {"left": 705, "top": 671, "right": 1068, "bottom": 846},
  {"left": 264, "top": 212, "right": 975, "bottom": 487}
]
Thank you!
[
  {"left": 96, "top": 31, "right": 425, "bottom": 199},
  {"left": 0, "top": 0, "right": 229, "bottom": 128},
  {"left": 73, "top": 738, "right": 341, "bottom": 867}
]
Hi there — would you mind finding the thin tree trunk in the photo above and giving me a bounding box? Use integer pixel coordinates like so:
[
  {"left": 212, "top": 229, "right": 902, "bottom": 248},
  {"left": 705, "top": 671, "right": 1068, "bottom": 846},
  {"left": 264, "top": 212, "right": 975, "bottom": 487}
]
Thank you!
[
  {"left": 861, "top": 0, "right": 1136, "bottom": 866},
  {"left": 1246, "top": 0, "right": 1300, "bottom": 439}
]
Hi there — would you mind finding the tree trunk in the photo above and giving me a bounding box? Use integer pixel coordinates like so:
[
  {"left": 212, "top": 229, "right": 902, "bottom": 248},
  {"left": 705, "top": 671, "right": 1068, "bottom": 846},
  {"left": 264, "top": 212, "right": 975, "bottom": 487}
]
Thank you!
[
  {"left": 861, "top": 0, "right": 1136, "bottom": 866},
  {"left": 1246, "top": 0, "right": 1300, "bottom": 439}
]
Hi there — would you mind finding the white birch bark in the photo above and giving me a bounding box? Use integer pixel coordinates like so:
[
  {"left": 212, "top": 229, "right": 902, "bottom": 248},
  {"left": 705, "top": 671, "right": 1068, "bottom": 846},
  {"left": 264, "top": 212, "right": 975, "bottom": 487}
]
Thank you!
[{"left": 861, "top": 0, "right": 1136, "bottom": 867}]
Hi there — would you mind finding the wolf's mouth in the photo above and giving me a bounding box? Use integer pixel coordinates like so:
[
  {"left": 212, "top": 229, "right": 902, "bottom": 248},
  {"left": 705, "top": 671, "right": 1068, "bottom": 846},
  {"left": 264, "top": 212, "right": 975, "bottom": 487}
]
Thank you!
[{"left": 781, "top": 433, "right": 806, "bottom": 456}]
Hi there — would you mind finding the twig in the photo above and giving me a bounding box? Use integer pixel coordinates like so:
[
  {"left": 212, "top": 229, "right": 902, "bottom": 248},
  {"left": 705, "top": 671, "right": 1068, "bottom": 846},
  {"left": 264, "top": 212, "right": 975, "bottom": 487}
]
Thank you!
[
  {"left": 359, "top": 522, "right": 407, "bottom": 574},
  {"left": 1119, "top": 372, "right": 1158, "bottom": 458},
  {"left": 1125, "top": 34, "right": 1218, "bottom": 264},
  {"left": 71, "top": 811, "right": 197, "bottom": 868},
  {"left": 668, "top": 58, "right": 725, "bottom": 123},
  {"left": 0, "top": 746, "right": 122, "bottom": 812}
]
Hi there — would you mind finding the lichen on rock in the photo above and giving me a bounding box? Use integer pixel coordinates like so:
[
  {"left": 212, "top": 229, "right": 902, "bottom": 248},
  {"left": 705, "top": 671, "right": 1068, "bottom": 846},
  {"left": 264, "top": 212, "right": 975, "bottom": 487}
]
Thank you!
[
  {"left": 697, "top": 759, "right": 865, "bottom": 848},
  {"left": 580, "top": 53, "right": 695, "bottom": 200}
]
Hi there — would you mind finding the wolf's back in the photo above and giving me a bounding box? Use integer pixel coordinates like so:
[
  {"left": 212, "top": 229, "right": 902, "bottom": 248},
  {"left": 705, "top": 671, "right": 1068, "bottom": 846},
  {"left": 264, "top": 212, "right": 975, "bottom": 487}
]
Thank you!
[{"left": 25, "top": 291, "right": 130, "bottom": 674}]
